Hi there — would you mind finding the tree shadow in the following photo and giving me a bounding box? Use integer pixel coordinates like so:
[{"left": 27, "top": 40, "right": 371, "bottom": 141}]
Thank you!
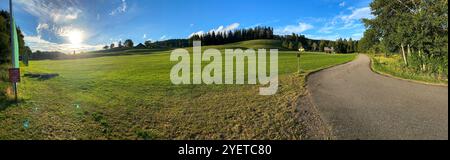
[
  {"left": 0, "top": 87, "right": 21, "bottom": 111},
  {"left": 0, "top": 96, "right": 19, "bottom": 111},
  {"left": 24, "top": 73, "right": 59, "bottom": 81}
]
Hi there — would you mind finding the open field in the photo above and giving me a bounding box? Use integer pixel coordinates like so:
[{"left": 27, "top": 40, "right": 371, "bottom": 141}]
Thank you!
[
  {"left": 0, "top": 40, "right": 355, "bottom": 140},
  {"left": 370, "top": 54, "right": 448, "bottom": 85}
]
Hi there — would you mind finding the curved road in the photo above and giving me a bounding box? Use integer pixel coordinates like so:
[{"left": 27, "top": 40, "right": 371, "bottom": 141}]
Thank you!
[{"left": 307, "top": 54, "right": 448, "bottom": 140}]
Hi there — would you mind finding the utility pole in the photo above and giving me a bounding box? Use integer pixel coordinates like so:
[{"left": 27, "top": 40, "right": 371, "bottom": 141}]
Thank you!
[{"left": 9, "top": 0, "right": 20, "bottom": 102}]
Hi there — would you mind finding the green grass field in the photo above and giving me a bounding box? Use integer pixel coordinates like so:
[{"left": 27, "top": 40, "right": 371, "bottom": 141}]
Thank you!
[
  {"left": 370, "top": 54, "right": 448, "bottom": 85},
  {"left": 0, "top": 40, "right": 355, "bottom": 140}
]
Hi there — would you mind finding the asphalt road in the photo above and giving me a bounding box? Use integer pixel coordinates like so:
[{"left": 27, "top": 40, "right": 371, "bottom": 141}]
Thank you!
[{"left": 307, "top": 54, "right": 448, "bottom": 140}]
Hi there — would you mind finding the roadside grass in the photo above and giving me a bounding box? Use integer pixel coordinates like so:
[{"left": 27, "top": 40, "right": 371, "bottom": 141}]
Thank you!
[
  {"left": 370, "top": 54, "right": 448, "bottom": 85},
  {"left": 0, "top": 42, "right": 355, "bottom": 140},
  {"left": 0, "top": 64, "right": 15, "bottom": 111}
]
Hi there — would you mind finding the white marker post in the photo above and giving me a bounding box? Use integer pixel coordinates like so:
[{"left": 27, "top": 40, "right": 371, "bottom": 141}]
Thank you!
[{"left": 297, "top": 48, "right": 304, "bottom": 73}]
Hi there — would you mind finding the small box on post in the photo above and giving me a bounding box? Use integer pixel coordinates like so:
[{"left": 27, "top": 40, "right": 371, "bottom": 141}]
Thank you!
[{"left": 9, "top": 68, "right": 20, "bottom": 83}]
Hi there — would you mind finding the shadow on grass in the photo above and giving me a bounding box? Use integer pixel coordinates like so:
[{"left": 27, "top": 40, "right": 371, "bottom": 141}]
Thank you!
[
  {"left": 0, "top": 83, "right": 20, "bottom": 111},
  {"left": 0, "top": 96, "right": 19, "bottom": 111},
  {"left": 24, "top": 73, "right": 59, "bottom": 81}
]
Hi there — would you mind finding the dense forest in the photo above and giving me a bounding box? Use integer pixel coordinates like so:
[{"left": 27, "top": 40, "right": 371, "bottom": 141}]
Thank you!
[
  {"left": 359, "top": 0, "right": 448, "bottom": 78},
  {"left": 189, "top": 26, "right": 275, "bottom": 46}
]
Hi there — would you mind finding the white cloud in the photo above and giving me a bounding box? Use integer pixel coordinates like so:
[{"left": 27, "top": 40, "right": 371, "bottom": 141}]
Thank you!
[
  {"left": 143, "top": 34, "right": 147, "bottom": 39},
  {"left": 54, "top": 26, "right": 82, "bottom": 37},
  {"left": 319, "top": 26, "right": 334, "bottom": 34},
  {"left": 189, "top": 23, "right": 240, "bottom": 37},
  {"left": 339, "top": 2, "right": 346, "bottom": 7},
  {"left": 36, "top": 23, "right": 49, "bottom": 36},
  {"left": 110, "top": 0, "right": 128, "bottom": 16},
  {"left": 313, "top": 7, "right": 373, "bottom": 40},
  {"left": 24, "top": 36, "right": 104, "bottom": 53},
  {"left": 15, "top": 0, "right": 102, "bottom": 52},
  {"left": 209, "top": 23, "right": 240, "bottom": 33},
  {"left": 275, "top": 22, "right": 314, "bottom": 35},
  {"left": 340, "top": 7, "right": 373, "bottom": 23},
  {"left": 189, "top": 31, "right": 205, "bottom": 37},
  {"left": 306, "top": 34, "right": 341, "bottom": 41},
  {"left": 16, "top": 0, "right": 82, "bottom": 24},
  {"left": 351, "top": 33, "right": 363, "bottom": 39},
  {"left": 160, "top": 35, "right": 168, "bottom": 40}
]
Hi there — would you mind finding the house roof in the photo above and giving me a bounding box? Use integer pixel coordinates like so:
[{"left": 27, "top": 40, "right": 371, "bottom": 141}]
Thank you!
[{"left": 134, "top": 43, "right": 146, "bottom": 49}]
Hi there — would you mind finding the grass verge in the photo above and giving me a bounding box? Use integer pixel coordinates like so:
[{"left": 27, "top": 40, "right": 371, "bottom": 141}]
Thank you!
[{"left": 369, "top": 54, "right": 448, "bottom": 85}]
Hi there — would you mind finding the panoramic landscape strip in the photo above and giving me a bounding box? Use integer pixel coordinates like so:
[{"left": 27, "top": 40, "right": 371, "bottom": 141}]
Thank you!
[{"left": 0, "top": 0, "right": 447, "bottom": 141}]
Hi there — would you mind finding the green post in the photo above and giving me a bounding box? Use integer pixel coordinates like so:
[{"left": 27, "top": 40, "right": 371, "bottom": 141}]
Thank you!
[{"left": 10, "top": 0, "right": 20, "bottom": 102}]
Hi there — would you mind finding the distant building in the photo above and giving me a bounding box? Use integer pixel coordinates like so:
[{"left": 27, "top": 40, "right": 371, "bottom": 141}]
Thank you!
[
  {"left": 324, "top": 47, "right": 334, "bottom": 53},
  {"left": 134, "top": 43, "right": 146, "bottom": 49}
]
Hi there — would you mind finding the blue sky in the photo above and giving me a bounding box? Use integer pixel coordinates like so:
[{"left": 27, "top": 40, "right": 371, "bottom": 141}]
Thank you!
[{"left": 1, "top": 0, "right": 373, "bottom": 53}]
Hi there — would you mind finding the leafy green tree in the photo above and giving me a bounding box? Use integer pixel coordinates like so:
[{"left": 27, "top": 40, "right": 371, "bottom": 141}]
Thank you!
[
  {"left": 312, "top": 42, "right": 318, "bottom": 51},
  {"left": 319, "top": 40, "right": 326, "bottom": 52},
  {"left": 282, "top": 40, "right": 289, "bottom": 48},
  {"left": 288, "top": 42, "right": 294, "bottom": 50},
  {"left": 347, "top": 38, "right": 354, "bottom": 53},
  {"left": 362, "top": 0, "right": 448, "bottom": 76},
  {"left": 144, "top": 40, "right": 152, "bottom": 48},
  {"left": 124, "top": 39, "right": 134, "bottom": 48},
  {"left": 358, "top": 28, "right": 380, "bottom": 53},
  {"left": 0, "top": 10, "right": 27, "bottom": 64}
]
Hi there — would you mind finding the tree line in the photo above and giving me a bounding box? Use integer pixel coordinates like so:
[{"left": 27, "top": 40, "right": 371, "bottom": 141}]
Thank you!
[
  {"left": 189, "top": 26, "right": 274, "bottom": 46},
  {"left": 0, "top": 10, "right": 31, "bottom": 64},
  {"left": 103, "top": 39, "right": 135, "bottom": 50},
  {"left": 101, "top": 26, "right": 360, "bottom": 54},
  {"left": 359, "top": 0, "right": 448, "bottom": 78},
  {"left": 276, "top": 33, "right": 358, "bottom": 53}
]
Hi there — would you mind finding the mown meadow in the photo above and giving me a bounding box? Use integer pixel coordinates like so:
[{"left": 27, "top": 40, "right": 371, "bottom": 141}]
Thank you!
[{"left": 0, "top": 40, "right": 355, "bottom": 140}]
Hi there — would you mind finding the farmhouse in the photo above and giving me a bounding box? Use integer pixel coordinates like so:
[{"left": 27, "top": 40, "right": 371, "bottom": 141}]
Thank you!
[
  {"left": 324, "top": 47, "right": 334, "bottom": 53},
  {"left": 134, "top": 43, "right": 146, "bottom": 49}
]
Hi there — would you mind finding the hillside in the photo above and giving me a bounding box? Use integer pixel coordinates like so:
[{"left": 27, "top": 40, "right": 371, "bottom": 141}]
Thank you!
[
  {"left": 200, "top": 39, "right": 287, "bottom": 51},
  {"left": 30, "top": 40, "right": 288, "bottom": 60}
]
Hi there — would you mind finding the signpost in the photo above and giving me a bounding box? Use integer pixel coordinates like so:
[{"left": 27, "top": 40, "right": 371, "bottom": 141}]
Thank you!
[
  {"left": 8, "top": 68, "right": 20, "bottom": 83},
  {"left": 9, "top": 68, "right": 20, "bottom": 101},
  {"left": 9, "top": 0, "right": 20, "bottom": 102}
]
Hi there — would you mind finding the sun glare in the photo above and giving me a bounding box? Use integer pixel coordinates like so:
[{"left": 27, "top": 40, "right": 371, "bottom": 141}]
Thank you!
[{"left": 67, "top": 30, "right": 84, "bottom": 45}]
